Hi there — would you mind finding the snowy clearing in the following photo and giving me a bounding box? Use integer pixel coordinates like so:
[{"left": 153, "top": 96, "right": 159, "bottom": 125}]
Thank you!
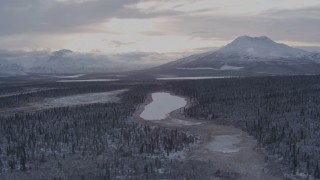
[
  {"left": 177, "top": 67, "right": 217, "bottom": 70},
  {"left": 157, "top": 76, "right": 233, "bottom": 80},
  {"left": 207, "top": 135, "right": 241, "bottom": 153},
  {"left": 159, "top": 118, "right": 203, "bottom": 126},
  {"left": 140, "top": 92, "right": 187, "bottom": 120},
  {"left": 57, "top": 79, "right": 119, "bottom": 82},
  {"left": 52, "top": 74, "right": 85, "bottom": 78},
  {"left": 34, "top": 89, "right": 127, "bottom": 109},
  {"left": 219, "top": 65, "right": 243, "bottom": 70},
  {"left": 168, "top": 118, "right": 203, "bottom": 126}
]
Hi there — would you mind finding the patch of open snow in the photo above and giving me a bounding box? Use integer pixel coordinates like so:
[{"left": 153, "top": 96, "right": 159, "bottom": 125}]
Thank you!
[
  {"left": 115, "top": 75, "right": 126, "bottom": 77},
  {"left": 177, "top": 67, "right": 217, "bottom": 70},
  {"left": 207, "top": 135, "right": 241, "bottom": 153},
  {"left": 57, "top": 79, "right": 119, "bottom": 82},
  {"left": 140, "top": 92, "right": 187, "bottom": 120},
  {"left": 34, "top": 89, "right": 127, "bottom": 109},
  {"left": 157, "top": 76, "right": 233, "bottom": 80},
  {"left": 166, "top": 149, "right": 186, "bottom": 159},
  {"left": 219, "top": 65, "right": 243, "bottom": 70},
  {"left": 52, "top": 74, "right": 85, "bottom": 78},
  {"left": 169, "top": 118, "right": 203, "bottom": 126}
]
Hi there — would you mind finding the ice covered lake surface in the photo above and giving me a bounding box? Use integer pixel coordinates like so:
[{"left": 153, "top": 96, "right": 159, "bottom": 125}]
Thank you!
[
  {"left": 156, "top": 76, "right": 234, "bottom": 80},
  {"left": 52, "top": 74, "right": 85, "bottom": 78},
  {"left": 140, "top": 92, "right": 187, "bottom": 120},
  {"left": 34, "top": 89, "right": 127, "bottom": 109},
  {"left": 57, "top": 79, "right": 119, "bottom": 82}
]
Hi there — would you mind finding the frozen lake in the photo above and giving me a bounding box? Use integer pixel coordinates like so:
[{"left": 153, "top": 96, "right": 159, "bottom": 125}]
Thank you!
[
  {"left": 35, "top": 89, "right": 127, "bottom": 109},
  {"left": 157, "top": 76, "right": 233, "bottom": 80},
  {"left": 57, "top": 79, "right": 119, "bottom": 82},
  {"left": 52, "top": 74, "right": 85, "bottom": 78},
  {"left": 140, "top": 92, "right": 187, "bottom": 120}
]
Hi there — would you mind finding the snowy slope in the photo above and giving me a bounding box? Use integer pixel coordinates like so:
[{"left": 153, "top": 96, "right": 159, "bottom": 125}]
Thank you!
[
  {"left": 154, "top": 35, "right": 320, "bottom": 76},
  {"left": 217, "top": 36, "right": 308, "bottom": 58},
  {"left": 0, "top": 49, "right": 158, "bottom": 75},
  {"left": 30, "top": 49, "right": 116, "bottom": 73},
  {"left": 0, "top": 59, "right": 25, "bottom": 75}
]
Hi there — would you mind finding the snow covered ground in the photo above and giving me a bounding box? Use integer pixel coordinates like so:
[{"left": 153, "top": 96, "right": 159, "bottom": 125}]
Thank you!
[
  {"left": 157, "top": 76, "right": 233, "bottom": 80},
  {"left": 207, "top": 135, "right": 241, "bottom": 153},
  {"left": 177, "top": 67, "right": 217, "bottom": 70},
  {"left": 57, "top": 79, "right": 119, "bottom": 82},
  {"left": 167, "top": 118, "right": 203, "bottom": 126},
  {"left": 140, "top": 92, "right": 187, "bottom": 120},
  {"left": 52, "top": 74, "right": 85, "bottom": 78},
  {"left": 219, "top": 65, "right": 243, "bottom": 70},
  {"left": 34, "top": 89, "right": 127, "bottom": 109}
]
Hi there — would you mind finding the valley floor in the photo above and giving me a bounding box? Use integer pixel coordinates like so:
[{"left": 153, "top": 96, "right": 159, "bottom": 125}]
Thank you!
[{"left": 132, "top": 93, "right": 284, "bottom": 180}]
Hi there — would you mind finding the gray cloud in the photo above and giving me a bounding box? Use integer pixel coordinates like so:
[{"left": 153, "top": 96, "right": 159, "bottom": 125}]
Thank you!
[
  {"left": 261, "top": 6, "right": 320, "bottom": 18},
  {"left": 0, "top": 0, "right": 319, "bottom": 53},
  {"left": 0, "top": 0, "right": 141, "bottom": 35},
  {"left": 110, "top": 40, "right": 136, "bottom": 47},
  {"left": 160, "top": 6, "right": 320, "bottom": 43}
]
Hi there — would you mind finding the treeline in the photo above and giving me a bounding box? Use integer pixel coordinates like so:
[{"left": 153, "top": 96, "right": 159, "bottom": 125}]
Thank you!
[{"left": 169, "top": 75, "right": 320, "bottom": 179}]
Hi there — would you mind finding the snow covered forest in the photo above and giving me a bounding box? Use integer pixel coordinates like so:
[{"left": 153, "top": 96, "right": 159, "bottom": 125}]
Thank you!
[
  {"left": 169, "top": 75, "right": 320, "bottom": 178},
  {"left": 1, "top": 75, "right": 320, "bottom": 179},
  {"left": 0, "top": 82, "right": 216, "bottom": 179}
]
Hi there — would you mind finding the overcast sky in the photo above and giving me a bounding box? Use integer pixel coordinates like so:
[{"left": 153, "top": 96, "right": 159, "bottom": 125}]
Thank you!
[{"left": 1, "top": 0, "right": 320, "bottom": 54}]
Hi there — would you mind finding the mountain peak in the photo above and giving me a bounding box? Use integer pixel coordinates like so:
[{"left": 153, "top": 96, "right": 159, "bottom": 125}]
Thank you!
[
  {"left": 53, "top": 49, "right": 73, "bottom": 56},
  {"left": 217, "top": 35, "right": 306, "bottom": 58},
  {"left": 234, "top": 35, "right": 271, "bottom": 41}
]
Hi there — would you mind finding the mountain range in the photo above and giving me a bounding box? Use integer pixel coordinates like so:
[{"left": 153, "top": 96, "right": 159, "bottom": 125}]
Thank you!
[
  {"left": 1, "top": 35, "right": 320, "bottom": 76},
  {"left": 0, "top": 50, "right": 156, "bottom": 75}
]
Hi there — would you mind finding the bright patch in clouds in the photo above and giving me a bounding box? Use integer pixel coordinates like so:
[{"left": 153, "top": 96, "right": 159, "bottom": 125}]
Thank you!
[
  {"left": 105, "top": 18, "right": 157, "bottom": 34},
  {"left": 63, "top": 17, "right": 226, "bottom": 53},
  {"left": 64, "top": 32, "right": 224, "bottom": 53},
  {"left": 55, "top": 0, "right": 96, "bottom": 4}
]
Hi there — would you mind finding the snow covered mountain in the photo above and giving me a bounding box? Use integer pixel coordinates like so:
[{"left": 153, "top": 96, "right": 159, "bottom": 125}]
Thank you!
[
  {"left": 29, "top": 49, "right": 117, "bottom": 73},
  {"left": 0, "top": 59, "right": 25, "bottom": 75},
  {"left": 154, "top": 36, "right": 320, "bottom": 76},
  {"left": 0, "top": 49, "right": 157, "bottom": 75},
  {"left": 217, "top": 36, "right": 307, "bottom": 58}
]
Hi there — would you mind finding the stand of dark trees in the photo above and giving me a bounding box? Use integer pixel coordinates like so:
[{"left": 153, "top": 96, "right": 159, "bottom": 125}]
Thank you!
[
  {"left": 169, "top": 75, "right": 320, "bottom": 178},
  {"left": 0, "top": 83, "right": 219, "bottom": 179}
]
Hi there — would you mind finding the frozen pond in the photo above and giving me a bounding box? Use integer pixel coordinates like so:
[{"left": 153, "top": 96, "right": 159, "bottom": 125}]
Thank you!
[
  {"left": 157, "top": 76, "right": 233, "bottom": 80},
  {"left": 0, "top": 89, "right": 128, "bottom": 116},
  {"left": 34, "top": 89, "right": 127, "bottom": 109},
  {"left": 57, "top": 79, "right": 119, "bottom": 82},
  {"left": 207, "top": 135, "right": 241, "bottom": 153},
  {"left": 140, "top": 92, "right": 187, "bottom": 120},
  {"left": 52, "top": 74, "right": 85, "bottom": 78}
]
